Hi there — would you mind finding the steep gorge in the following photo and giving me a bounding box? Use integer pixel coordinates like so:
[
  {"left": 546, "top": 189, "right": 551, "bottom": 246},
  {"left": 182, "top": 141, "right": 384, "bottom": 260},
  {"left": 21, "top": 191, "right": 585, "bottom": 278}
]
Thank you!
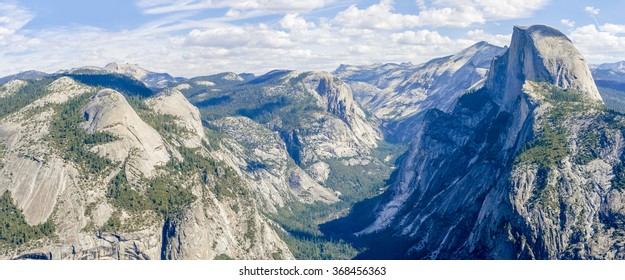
[{"left": 325, "top": 25, "right": 625, "bottom": 259}]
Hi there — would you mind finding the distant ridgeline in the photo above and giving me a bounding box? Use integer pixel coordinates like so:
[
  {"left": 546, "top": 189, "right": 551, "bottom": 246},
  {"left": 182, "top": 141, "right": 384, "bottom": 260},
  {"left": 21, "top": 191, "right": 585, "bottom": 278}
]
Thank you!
[{"left": 1, "top": 25, "right": 625, "bottom": 260}]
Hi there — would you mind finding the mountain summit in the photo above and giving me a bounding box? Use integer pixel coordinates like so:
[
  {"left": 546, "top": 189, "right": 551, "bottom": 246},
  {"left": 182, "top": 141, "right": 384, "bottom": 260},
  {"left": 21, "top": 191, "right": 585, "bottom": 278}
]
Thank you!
[
  {"left": 487, "top": 25, "right": 601, "bottom": 110},
  {"left": 325, "top": 24, "right": 625, "bottom": 260},
  {"left": 3, "top": 23, "right": 625, "bottom": 260},
  {"left": 335, "top": 41, "right": 505, "bottom": 143},
  {"left": 104, "top": 62, "right": 185, "bottom": 89}
]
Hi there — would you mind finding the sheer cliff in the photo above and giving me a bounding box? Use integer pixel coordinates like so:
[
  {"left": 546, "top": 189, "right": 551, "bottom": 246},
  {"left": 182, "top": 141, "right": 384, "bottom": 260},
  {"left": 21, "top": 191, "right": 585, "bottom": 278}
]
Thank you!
[
  {"left": 0, "top": 69, "right": 391, "bottom": 260},
  {"left": 327, "top": 25, "right": 625, "bottom": 260},
  {"left": 0, "top": 74, "right": 295, "bottom": 260},
  {"left": 335, "top": 42, "right": 505, "bottom": 143}
]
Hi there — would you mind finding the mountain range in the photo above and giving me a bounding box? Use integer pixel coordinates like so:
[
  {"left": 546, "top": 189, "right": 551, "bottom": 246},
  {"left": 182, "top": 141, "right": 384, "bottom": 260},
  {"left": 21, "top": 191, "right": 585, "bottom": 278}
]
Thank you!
[{"left": 2, "top": 24, "right": 625, "bottom": 260}]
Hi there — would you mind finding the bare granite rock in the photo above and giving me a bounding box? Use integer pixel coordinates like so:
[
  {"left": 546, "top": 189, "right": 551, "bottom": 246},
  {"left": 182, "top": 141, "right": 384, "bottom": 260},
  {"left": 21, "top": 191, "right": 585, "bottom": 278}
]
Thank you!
[
  {"left": 81, "top": 89, "right": 172, "bottom": 179},
  {"left": 145, "top": 88, "right": 206, "bottom": 148},
  {"left": 350, "top": 25, "right": 622, "bottom": 260}
]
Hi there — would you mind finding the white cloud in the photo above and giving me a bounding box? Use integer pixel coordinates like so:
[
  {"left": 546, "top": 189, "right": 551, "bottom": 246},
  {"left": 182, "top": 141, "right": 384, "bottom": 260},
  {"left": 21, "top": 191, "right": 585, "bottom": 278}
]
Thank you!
[
  {"left": 185, "top": 26, "right": 251, "bottom": 48},
  {"left": 600, "top": 23, "right": 625, "bottom": 34},
  {"left": 464, "top": 29, "right": 511, "bottom": 47},
  {"left": 136, "top": 0, "right": 213, "bottom": 14},
  {"left": 5, "top": 0, "right": 623, "bottom": 80},
  {"left": 585, "top": 6, "right": 600, "bottom": 15},
  {"left": 416, "top": 0, "right": 427, "bottom": 10},
  {"left": 560, "top": 19, "right": 575, "bottom": 28},
  {"left": 255, "top": 0, "right": 326, "bottom": 12},
  {"left": 347, "top": 45, "right": 371, "bottom": 54},
  {"left": 334, "top": 0, "right": 421, "bottom": 30},
  {"left": 416, "top": 6, "right": 485, "bottom": 27},
  {"left": 224, "top": 9, "right": 241, "bottom": 18},
  {"left": 391, "top": 30, "right": 453, "bottom": 45},
  {"left": 136, "top": 0, "right": 326, "bottom": 15},
  {"left": 474, "top": 0, "right": 548, "bottom": 19},
  {"left": 279, "top": 13, "right": 315, "bottom": 30},
  {"left": 184, "top": 24, "right": 294, "bottom": 48},
  {"left": 0, "top": 3, "right": 33, "bottom": 40},
  {"left": 333, "top": 0, "right": 548, "bottom": 30},
  {"left": 334, "top": 0, "right": 487, "bottom": 29},
  {"left": 569, "top": 24, "right": 625, "bottom": 63}
]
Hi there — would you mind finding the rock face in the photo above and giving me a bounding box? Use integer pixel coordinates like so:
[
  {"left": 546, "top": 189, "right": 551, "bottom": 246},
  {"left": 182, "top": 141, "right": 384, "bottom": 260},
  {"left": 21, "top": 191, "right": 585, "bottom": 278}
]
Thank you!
[
  {"left": 302, "top": 72, "right": 378, "bottom": 149},
  {"left": 104, "top": 62, "right": 185, "bottom": 89},
  {"left": 0, "top": 71, "right": 49, "bottom": 84},
  {"left": 81, "top": 89, "right": 172, "bottom": 178},
  {"left": 209, "top": 116, "right": 339, "bottom": 210},
  {"left": 334, "top": 25, "right": 625, "bottom": 259},
  {"left": 181, "top": 70, "right": 382, "bottom": 186},
  {"left": 592, "top": 61, "right": 625, "bottom": 84},
  {"left": 0, "top": 80, "right": 27, "bottom": 98},
  {"left": 486, "top": 25, "right": 601, "bottom": 111},
  {"left": 335, "top": 42, "right": 505, "bottom": 142},
  {"left": 145, "top": 88, "right": 206, "bottom": 148},
  {"left": 0, "top": 77, "right": 91, "bottom": 225},
  {"left": 0, "top": 76, "right": 294, "bottom": 260},
  {"left": 0, "top": 66, "right": 390, "bottom": 260}
]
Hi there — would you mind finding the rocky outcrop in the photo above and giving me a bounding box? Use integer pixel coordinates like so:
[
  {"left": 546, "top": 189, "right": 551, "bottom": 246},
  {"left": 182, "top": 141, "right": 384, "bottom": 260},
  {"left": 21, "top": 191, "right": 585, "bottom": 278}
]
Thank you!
[
  {"left": 276, "top": 71, "right": 380, "bottom": 164},
  {"left": 182, "top": 70, "right": 382, "bottom": 186},
  {"left": 302, "top": 72, "right": 379, "bottom": 149},
  {"left": 163, "top": 200, "right": 293, "bottom": 260},
  {"left": 104, "top": 62, "right": 185, "bottom": 89},
  {"left": 0, "top": 77, "right": 89, "bottom": 225},
  {"left": 0, "top": 80, "right": 27, "bottom": 98},
  {"left": 145, "top": 88, "right": 206, "bottom": 148},
  {"left": 0, "top": 77, "right": 295, "bottom": 260},
  {"left": 210, "top": 116, "right": 339, "bottom": 210},
  {"left": 335, "top": 42, "right": 505, "bottom": 143},
  {"left": 486, "top": 25, "right": 601, "bottom": 111},
  {"left": 34, "top": 76, "right": 91, "bottom": 106},
  {"left": 338, "top": 25, "right": 623, "bottom": 259},
  {"left": 81, "top": 89, "right": 172, "bottom": 178}
]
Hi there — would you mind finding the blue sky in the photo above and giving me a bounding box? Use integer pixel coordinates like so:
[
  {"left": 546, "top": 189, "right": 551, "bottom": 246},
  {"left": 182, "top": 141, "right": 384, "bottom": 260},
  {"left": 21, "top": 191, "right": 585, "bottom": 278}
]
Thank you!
[{"left": 1, "top": 0, "right": 624, "bottom": 77}]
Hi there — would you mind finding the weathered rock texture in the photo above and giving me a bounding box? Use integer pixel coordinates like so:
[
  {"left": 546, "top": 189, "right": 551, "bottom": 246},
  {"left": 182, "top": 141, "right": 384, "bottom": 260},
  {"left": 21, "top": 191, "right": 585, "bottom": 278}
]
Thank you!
[
  {"left": 335, "top": 42, "right": 505, "bottom": 142},
  {"left": 145, "top": 88, "right": 206, "bottom": 148},
  {"left": 81, "top": 89, "right": 172, "bottom": 178},
  {"left": 104, "top": 62, "right": 185, "bottom": 89},
  {"left": 179, "top": 70, "right": 383, "bottom": 200},
  {"left": 342, "top": 25, "right": 625, "bottom": 260},
  {"left": 0, "top": 76, "right": 294, "bottom": 260}
]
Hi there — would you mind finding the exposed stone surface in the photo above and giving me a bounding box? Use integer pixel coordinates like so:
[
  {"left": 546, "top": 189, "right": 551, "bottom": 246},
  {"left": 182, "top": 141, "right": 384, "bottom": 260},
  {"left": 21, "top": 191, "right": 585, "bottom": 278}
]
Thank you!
[
  {"left": 343, "top": 25, "right": 623, "bottom": 260},
  {"left": 210, "top": 116, "right": 339, "bottom": 210},
  {"left": 335, "top": 42, "right": 505, "bottom": 142},
  {"left": 104, "top": 62, "right": 185, "bottom": 89},
  {"left": 31, "top": 76, "right": 91, "bottom": 107},
  {"left": 164, "top": 200, "right": 293, "bottom": 260},
  {"left": 145, "top": 88, "right": 206, "bottom": 148},
  {"left": 0, "top": 77, "right": 90, "bottom": 225},
  {"left": 0, "top": 78, "right": 295, "bottom": 260},
  {"left": 0, "top": 79, "right": 27, "bottom": 98},
  {"left": 486, "top": 25, "right": 602, "bottom": 111},
  {"left": 302, "top": 72, "right": 379, "bottom": 149},
  {"left": 81, "top": 89, "right": 172, "bottom": 178},
  {"left": 180, "top": 70, "right": 382, "bottom": 207}
]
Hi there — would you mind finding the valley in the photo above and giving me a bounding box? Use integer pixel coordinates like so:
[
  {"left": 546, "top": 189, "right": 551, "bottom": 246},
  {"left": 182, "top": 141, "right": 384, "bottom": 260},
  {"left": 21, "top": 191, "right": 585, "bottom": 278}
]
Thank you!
[{"left": 2, "top": 24, "right": 625, "bottom": 260}]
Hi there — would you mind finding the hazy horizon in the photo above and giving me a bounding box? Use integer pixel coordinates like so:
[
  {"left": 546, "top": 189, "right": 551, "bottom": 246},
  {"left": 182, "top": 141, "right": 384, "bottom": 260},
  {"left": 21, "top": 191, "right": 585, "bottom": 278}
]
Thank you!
[{"left": 1, "top": 0, "right": 624, "bottom": 77}]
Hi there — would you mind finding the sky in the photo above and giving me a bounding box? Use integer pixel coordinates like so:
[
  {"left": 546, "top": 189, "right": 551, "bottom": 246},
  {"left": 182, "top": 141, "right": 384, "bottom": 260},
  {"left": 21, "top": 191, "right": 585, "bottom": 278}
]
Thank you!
[{"left": 1, "top": 0, "right": 624, "bottom": 78}]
